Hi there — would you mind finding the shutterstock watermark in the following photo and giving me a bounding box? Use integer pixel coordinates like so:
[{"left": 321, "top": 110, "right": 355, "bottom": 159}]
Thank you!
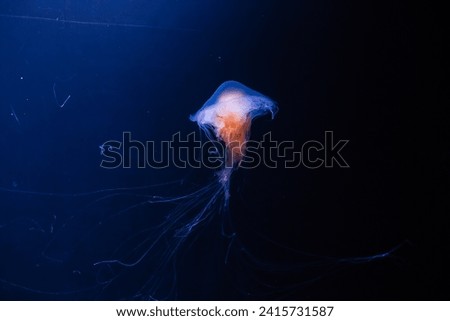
[{"left": 99, "top": 131, "right": 349, "bottom": 169}]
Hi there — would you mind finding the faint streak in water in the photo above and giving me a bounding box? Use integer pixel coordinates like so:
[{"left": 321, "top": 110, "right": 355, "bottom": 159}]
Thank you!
[
  {"left": 10, "top": 105, "right": 21, "bottom": 126},
  {"left": 53, "top": 83, "right": 71, "bottom": 108},
  {"left": 0, "top": 14, "right": 198, "bottom": 32}
]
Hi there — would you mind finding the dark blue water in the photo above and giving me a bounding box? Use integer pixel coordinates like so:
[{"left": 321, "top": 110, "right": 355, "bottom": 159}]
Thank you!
[{"left": 0, "top": 1, "right": 445, "bottom": 300}]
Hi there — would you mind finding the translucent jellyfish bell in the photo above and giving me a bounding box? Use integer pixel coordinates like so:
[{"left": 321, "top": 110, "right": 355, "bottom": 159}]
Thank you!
[{"left": 190, "top": 80, "right": 278, "bottom": 167}]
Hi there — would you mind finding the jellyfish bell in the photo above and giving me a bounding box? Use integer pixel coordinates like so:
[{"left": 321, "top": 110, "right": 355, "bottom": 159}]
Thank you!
[{"left": 190, "top": 80, "right": 278, "bottom": 171}]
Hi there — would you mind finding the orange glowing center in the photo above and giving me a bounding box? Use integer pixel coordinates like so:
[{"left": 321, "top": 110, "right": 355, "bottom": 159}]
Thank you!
[{"left": 217, "top": 112, "right": 251, "bottom": 165}]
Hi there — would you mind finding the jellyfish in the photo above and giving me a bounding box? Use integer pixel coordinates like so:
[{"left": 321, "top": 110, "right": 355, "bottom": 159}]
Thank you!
[
  {"left": 89, "top": 81, "right": 278, "bottom": 298},
  {"left": 190, "top": 80, "right": 277, "bottom": 197}
]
